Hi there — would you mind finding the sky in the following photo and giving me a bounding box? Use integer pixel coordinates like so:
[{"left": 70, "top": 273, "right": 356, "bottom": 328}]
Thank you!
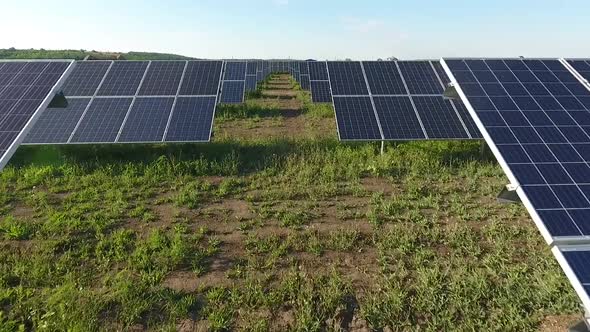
[{"left": 2, "top": 0, "right": 589, "bottom": 60}]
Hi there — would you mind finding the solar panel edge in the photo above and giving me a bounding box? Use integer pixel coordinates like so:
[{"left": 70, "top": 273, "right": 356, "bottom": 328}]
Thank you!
[
  {"left": 552, "top": 245, "right": 590, "bottom": 311},
  {"left": 0, "top": 60, "right": 75, "bottom": 170}
]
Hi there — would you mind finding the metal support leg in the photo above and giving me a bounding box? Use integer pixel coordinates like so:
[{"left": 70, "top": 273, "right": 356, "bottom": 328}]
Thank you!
[{"left": 380, "top": 141, "right": 385, "bottom": 155}]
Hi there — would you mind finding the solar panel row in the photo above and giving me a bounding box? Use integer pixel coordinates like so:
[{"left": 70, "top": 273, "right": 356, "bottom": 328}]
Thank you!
[
  {"left": 25, "top": 60, "right": 223, "bottom": 144},
  {"left": 328, "top": 61, "right": 480, "bottom": 141},
  {"left": 0, "top": 60, "right": 73, "bottom": 169},
  {"left": 443, "top": 57, "right": 590, "bottom": 325}
]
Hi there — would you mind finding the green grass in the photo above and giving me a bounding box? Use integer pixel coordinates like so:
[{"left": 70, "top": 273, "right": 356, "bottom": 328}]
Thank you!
[{"left": 0, "top": 52, "right": 581, "bottom": 331}]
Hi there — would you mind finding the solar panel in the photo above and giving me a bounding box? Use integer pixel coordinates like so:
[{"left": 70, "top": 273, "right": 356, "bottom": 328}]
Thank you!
[
  {"left": 327, "top": 62, "right": 369, "bottom": 96},
  {"left": 118, "top": 97, "right": 174, "bottom": 142},
  {"left": 323, "top": 60, "right": 479, "bottom": 141},
  {"left": 300, "top": 75, "right": 310, "bottom": 90},
  {"left": 309, "top": 61, "right": 329, "bottom": 80},
  {"left": 333, "top": 97, "right": 381, "bottom": 140},
  {"left": 363, "top": 61, "right": 407, "bottom": 95},
  {"left": 165, "top": 97, "right": 216, "bottom": 142},
  {"left": 567, "top": 59, "right": 590, "bottom": 84},
  {"left": 413, "top": 96, "right": 471, "bottom": 139},
  {"left": 179, "top": 61, "right": 223, "bottom": 96},
  {"left": 60, "top": 61, "right": 111, "bottom": 96},
  {"left": 310, "top": 81, "right": 332, "bottom": 103},
  {"left": 552, "top": 246, "right": 590, "bottom": 313},
  {"left": 24, "top": 98, "right": 90, "bottom": 144},
  {"left": 373, "top": 96, "right": 425, "bottom": 140},
  {"left": 246, "top": 61, "right": 257, "bottom": 75},
  {"left": 138, "top": 61, "right": 185, "bottom": 96},
  {"left": 224, "top": 62, "right": 247, "bottom": 80},
  {"left": 70, "top": 98, "right": 133, "bottom": 143},
  {"left": 398, "top": 61, "right": 445, "bottom": 95},
  {"left": 245, "top": 75, "right": 257, "bottom": 92},
  {"left": 220, "top": 81, "right": 245, "bottom": 104},
  {"left": 0, "top": 60, "right": 73, "bottom": 169},
  {"left": 443, "top": 58, "right": 590, "bottom": 242},
  {"left": 97, "top": 61, "right": 148, "bottom": 96}
]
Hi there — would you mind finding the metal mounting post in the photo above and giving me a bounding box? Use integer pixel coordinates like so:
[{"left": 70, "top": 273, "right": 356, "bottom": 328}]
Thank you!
[{"left": 380, "top": 141, "right": 385, "bottom": 155}]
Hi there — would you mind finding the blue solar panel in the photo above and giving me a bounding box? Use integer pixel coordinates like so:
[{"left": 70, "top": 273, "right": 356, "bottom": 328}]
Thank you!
[
  {"left": 373, "top": 96, "right": 425, "bottom": 140},
  {"left": 413, "top": 96, "right": 470, "bottom": 139},
  {"left": 118, "top": 97, "right": 174, "bottom": 142},
  {"left": 70, "top": 98, "right": 132, "bottom": 143},
  {"left": 165, "top": 97, "right": 216, "bottom": 142},
  {"left": 220, "top": 81, "right": 245, "bottom": 104},
  {"left": 179, "top": 61, "right": 223, "bottom": 96},
  {"left": 60, "top": 61, "right": 110, "bottom": 96},
  {"left": 327, "top": 62, "right": 369, "bottom": 96},
  {"left": 363, "top": 61, "right": 407, "bottom": 95},
  {"left": 97, "top": 61, "right": 148, "bottom": 96},
  {"left": 24, "top": 98, "right": 90, "bottom": 144},
  {"left": 0, "top": 60, "right": 71, "bottom": 168},
  {"left": 224, "top": 62, "right": 247, "bottom": 80},
  {"left": 333, "top": 97, "right": 381, "bottom": 140},
  {"left": 299, "top": 62, "right": 309, "bottom": 75},
  {"left": 138, "top": 61, "right": 185, "bottom": 96},
  {"left": 309, "top": 62, "right": 329, "bottom": 80},
  {"left": 246, "top": 61, "right": 257, "bottom": 75},
  {"left": 444, "top": 58, "right": 590, "bottom": 240},
  {"left": 310, "top": 81, "right": 332, "bottom": 103},
  {"left": 300, "top": 75, "right": 310, "bottom": 90},
  {"left": 398, "top": 61, "right": 444, "bottom": 95},
  {"left": 553, "top": 246, "right": 590, "bottom": 315},
  {"left": 245, "top": 75, "right": 257, "bottom": 92}
]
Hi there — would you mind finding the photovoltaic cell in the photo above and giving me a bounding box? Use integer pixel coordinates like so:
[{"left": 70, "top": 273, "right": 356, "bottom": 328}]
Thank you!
[
  {"left": 363, "top": 61, "right": 407, "bottom": 95},
  {"left": 97, "top": 61, "right": 148, "bottom": 96},
  {"left": 443, "top": 58, "right": 590, "bottom": 240},
  {"left": 309, "top": 62, "right": 329, "bottom": 80},
  {"left": 327, "top": 62, "right": 369, "bottom": 96},
  {"left": 70, "top": 98, "right": 132, "bottom": 143},
  {"left": 333, "top": 97, "right": 381, "bottom": 140},
  {"left": 165, "top": 97, "right": 216, "bottom": 142},
  {"left": 118, "top": 97, "right": 174, "bottom": 142},
  {"left": 60, "top": 61, "right": 110, "bottom": 96},
  {"left": 24, "top": 98, "right": 90, "bottom": 144},
  {"left": 224, "top": 62, "right": 247, "bottom": 80},
  {"left": 311, "top": 81, "right": 332, "bottom": 103},
  {"left": 138, "top": 61, "right": 185, "bottom": 96},
  {"left": 552, "top": 246, "right": 590, "bottom": 317},
  {"left": 179, "top": 61, "right": 223, "bottom": 96},
  {"left": 220, "top": 81, "right": 245, "bottom": 104},
  {"left": 373, "top": 96, "right": 425, "bottom": 140},
  {"left": 246, "top": 61, "right": 257, "bottom": 75}
]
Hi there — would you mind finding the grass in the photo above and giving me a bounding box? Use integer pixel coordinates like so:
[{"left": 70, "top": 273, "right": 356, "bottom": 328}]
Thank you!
[{"left": 0, "top": 67, "right": 582, "bottom": 330}]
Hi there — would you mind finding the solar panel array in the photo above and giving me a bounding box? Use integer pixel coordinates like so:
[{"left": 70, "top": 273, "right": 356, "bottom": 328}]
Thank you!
[
  {"left": 25, "top": 60, "right": 223, "bottom": 144},
  {"left": 442, "top": 57, "right": 590, "bottom": 326},
  {"left": 309, "top": 61, "right": 332, "bottom": 103},
  {"left": 219, "top": 61, "right": 246, "bottom": 104},
  {"left": 0, "top": 60, "right": 73, "bottom": 169},
  {"left": 327, "top": 60, "right": 481, "bottom": 141}
]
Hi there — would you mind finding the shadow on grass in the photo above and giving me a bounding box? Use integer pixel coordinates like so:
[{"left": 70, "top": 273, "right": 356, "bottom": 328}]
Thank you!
[{"left": 9, "top": 139, "right": 493, "bottom": 176}]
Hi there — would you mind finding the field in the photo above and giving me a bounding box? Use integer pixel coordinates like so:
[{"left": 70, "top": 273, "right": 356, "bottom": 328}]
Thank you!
[{"left": 0, "top": 59, "right": 583, "bottom": 331}]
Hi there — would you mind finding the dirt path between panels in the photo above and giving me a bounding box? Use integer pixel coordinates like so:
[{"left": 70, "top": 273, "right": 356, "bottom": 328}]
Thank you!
[{"left": 214, "top": 74, "right": 336, "bottom": 141}]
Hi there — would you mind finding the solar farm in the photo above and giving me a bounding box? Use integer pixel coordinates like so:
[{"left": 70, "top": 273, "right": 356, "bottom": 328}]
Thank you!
[{"left": 2, "top": 51, "right": 590, "bottom": 331}]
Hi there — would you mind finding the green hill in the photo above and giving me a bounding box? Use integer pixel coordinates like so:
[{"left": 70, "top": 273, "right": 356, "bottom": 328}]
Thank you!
[{"left": 0, "top": 48, "right": 195, "bottom": 60}]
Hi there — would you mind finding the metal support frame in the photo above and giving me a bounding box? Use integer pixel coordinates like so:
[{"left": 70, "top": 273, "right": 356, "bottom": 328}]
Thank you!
[{"left": 497, "top": 184, "right": 521, "bottom": 204}]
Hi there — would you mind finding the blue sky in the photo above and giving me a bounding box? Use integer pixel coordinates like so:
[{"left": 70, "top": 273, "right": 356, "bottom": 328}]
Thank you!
[{"left": 2, "top": 0, "right": 589, "bottom": 60}]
